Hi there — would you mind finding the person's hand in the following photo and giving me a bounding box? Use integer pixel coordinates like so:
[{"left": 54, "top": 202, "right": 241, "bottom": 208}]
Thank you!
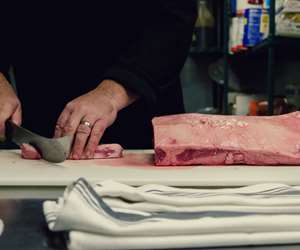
[
  {"left": 54, "top": 80, "right": 137, "bottom": 159},
  {"left": 0, "top": 73, "right": 22, "bottom": 139}
]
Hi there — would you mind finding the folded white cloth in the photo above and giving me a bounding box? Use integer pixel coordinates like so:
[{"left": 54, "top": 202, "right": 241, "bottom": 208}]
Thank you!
[
  {"left": 0, "top": 219, "right": 3, "bottom": 236},
  {"left": 68, "top": 231, "right": 300, "bottom": 250},
  {"left": 44, "top": 178, "right": 300, "bottom": 250}
]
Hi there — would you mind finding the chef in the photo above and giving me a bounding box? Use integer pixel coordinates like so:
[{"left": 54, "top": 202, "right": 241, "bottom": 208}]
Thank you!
[{"left": 0, "top": 1, "right": 197, "bottom": 159}]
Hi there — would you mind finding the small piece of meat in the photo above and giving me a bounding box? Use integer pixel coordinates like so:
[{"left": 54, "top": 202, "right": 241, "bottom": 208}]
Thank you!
[
  {"left": 152, "top": 111, "right": 300, "bottom": 166},
  {"left": 93, "top": 144, "right": 123, "bottom": 159},
  {"left": 20, "top": 143, "right": 42, "bottom": 159},
  {"left": 20, "top": 143, "right": 123, "bottom": 160}
]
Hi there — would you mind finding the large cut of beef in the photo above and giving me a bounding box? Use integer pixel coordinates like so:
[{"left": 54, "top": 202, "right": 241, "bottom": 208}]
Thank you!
[{"left": 152, "top": 112, "right": 300, "bottom": 166}]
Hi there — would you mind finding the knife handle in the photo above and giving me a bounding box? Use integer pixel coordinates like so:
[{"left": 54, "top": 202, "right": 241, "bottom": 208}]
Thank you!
[{"left": 4, "top": 120, "right": 14, "bottom": 142}]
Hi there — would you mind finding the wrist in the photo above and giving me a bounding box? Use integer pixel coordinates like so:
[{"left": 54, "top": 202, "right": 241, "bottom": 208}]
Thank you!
[{"left": 96, "top": 79, "right": 137, "bottom": 112}]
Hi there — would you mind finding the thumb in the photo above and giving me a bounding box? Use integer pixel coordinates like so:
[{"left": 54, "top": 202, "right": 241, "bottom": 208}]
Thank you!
[{"left": 11, "top": 104, "right": 22, "bottom": 126}]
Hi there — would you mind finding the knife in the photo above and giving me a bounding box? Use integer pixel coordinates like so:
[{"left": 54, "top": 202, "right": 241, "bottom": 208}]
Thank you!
[{"left": 5, "top": 120, "right": 73, "bottom": 163}]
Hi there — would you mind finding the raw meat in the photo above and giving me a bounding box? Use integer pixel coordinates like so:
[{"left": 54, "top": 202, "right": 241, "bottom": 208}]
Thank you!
[
  {"left": 20, "top": 143, "right": 42, "bottom": 159},
  {"left": 93, "top": 144, "right": 123, "bottom": 159},
  {"left": 21, "top": 143, "right": 123, "bottom": 160},
  {"left": 152, "top": 112, "right": 300, "bottom": 166}
]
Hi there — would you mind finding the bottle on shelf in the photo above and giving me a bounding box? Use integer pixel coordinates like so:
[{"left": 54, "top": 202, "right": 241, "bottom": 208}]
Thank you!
[{"left": 194, "top": 0, "right": 216, "bottom": 51}]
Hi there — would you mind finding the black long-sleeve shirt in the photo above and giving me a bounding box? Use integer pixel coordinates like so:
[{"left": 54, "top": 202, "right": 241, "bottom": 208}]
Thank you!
[{"left": 0, "top": 1, "right": 197, "bottom": 148}]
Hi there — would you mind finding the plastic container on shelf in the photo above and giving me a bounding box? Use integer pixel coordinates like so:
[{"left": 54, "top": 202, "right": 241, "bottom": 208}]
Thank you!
[
  {"left": 243, "top": 8, "right": 268, "bottom": 47},
  {"left": 276, "top": 0, "right": 300, "bottom": 37}
]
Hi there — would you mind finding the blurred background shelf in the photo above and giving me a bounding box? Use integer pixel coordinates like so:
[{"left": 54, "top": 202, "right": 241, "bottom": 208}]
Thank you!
[
  {"left": 222, "top": 0, "right": 300, "bottom": 115},
  {"left": 184, "top": 0, "right": 299, "bottom": 117},
  {"left": 190, "top": 47, "right": 222, "bottom": 56},
  {"left": 229, "top": 36, "right": 300, "bottom": 57}
]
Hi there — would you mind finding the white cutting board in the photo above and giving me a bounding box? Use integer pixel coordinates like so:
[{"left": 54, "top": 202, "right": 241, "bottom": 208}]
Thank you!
[{"left": 1, "top": 149, "right": 300, "bottom": 187}]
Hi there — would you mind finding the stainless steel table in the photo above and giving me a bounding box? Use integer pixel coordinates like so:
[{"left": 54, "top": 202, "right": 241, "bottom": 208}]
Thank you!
[
  {"left": 1, "top": 200, "right": 300, "bottom": 250},
  {"left": 0, "top": 200, "right": 66, "bottom": 250}
]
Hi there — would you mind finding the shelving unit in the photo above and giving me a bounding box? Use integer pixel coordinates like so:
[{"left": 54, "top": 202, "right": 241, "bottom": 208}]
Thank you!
[
  {"left": 222, "top": 0, "right": 276, "bottom": 115},
  {"left": 189, "top": 0, "right": 300, "bottom": 115},
  {"left": 267, "top": 0, "right": 276, "bottom": 115},
  {"left": 222, "top": 0, "right": 300, "bottom": 115},
  {"left": 223, "top": 0, "right": 230, "bottom": 115}
]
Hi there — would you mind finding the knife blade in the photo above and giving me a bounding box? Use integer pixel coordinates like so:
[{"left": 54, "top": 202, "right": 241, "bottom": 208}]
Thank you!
[{"left": 5, "top": 120, "right": 73, "bottom": 163}]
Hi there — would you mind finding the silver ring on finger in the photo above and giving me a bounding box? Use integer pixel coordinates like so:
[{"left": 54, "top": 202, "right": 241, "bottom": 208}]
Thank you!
[{"left": 80, "top": 120, "right": 93, "bottom": 129}]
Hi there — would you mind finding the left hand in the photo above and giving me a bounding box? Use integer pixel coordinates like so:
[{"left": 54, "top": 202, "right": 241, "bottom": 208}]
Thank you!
[{"left": 54, "top": 81, "right": 120, "bottom": 159}]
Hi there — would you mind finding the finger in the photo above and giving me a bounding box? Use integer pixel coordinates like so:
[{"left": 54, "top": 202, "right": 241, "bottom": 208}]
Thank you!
[
  {"left": 70, "top": 120, "right": 94, "bottom": 160},
  {"left": 54, "top": 107, "right": 72, "bottom": 138},
  {"left": 60, "top": 110, "right": 84, "bottom": 138},
  {"left": 11, "top": 104, "right": 22, "bottom": 126},
  {"left": 0, "top": 105, "right": 15, "bottom": 137},
  {"left": 83, "top": 119, "right": 106, "bottom": 158}
]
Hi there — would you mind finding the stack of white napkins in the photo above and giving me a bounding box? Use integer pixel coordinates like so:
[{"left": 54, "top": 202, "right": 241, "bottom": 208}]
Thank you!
[
  {"left": 0, "top": 219, "right": 3, "bottom": 236},
  {"left": 44, "top": 178, "right": 300, "bottom": 250}
]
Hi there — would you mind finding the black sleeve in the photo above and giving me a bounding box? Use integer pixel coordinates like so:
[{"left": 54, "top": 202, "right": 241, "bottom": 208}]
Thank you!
[
  {"left": 0, "top": 57, "right": 9, "bottom": 76},
  {"left": 102, "top": 0, "right": 197, "bottom": 106}
]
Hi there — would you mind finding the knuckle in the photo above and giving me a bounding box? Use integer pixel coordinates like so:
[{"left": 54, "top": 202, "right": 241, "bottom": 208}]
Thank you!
[
  {"left": 73, "top": 143, "right": 83, "bottom": 151},
  {"left": 78, "top": 104, "right": 88, "bottom": 113},
  {"left": 92, "top": 129, "right": 103, "bottom": 137},
  {"left": 95, "top": 122, "right": 106, "bottom": 132},
  {"left": 55, "top": 124, "right": 62, "bottom": 130},
  {"left": 14, "top": 98, "right": 21, "bottom": 106},
  {"left": 86, "top": 138, "right": 98, "bottom": 148},
  {"left": 65, "top": 102, "right": 74, "bottom": 111},
  {"left": 73, "top": 140, "right": 84, "bottom": 151},
  {"left": 88, "top": 135, "right": 99, "bottom": 145},
  {"left": 56, "top": 118, "right": 65, "bottom": 127},
  {"left": 72, "top": 147, "right": 81, "bottom": 156},
  {"left": 54, "top": 127, "right": 62, "bottom": 137},
  {"left": 63, "top": 124, "right": 75, "bottom": 134},
  {"left": 77, "top": 125, "right": 91, "bottom": 134}
]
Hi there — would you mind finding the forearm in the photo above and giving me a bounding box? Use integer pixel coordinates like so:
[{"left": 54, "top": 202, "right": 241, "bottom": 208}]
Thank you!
[{"left": 96, "top": 79, "right": 138, "bottom": 112}]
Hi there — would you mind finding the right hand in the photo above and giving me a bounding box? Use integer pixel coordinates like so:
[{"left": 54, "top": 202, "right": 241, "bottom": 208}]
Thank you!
[{"left": 0, "top": 73, "right": 22, "bottom": 139}]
